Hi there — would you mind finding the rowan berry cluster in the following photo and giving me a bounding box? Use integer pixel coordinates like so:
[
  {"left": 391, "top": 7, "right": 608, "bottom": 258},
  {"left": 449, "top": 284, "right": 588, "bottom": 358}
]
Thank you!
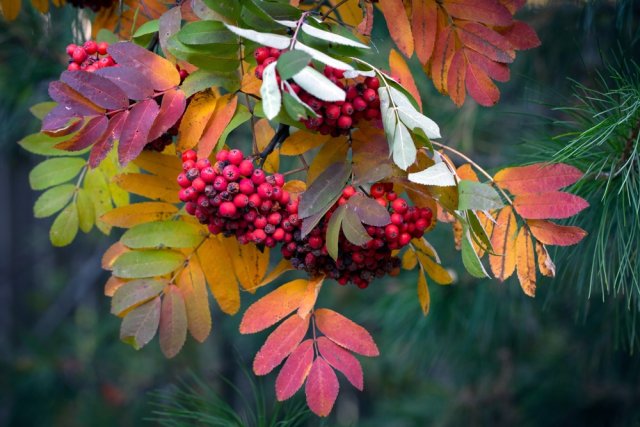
[
  {"left": 254, "top": 46, "right": 382, "bottom": 137},
  {"left": 281, "top": 183, "right": 433, "bottom": 288},
  {"left": 67, "top": 0, "right": 115, "bottom": 11},
  {"left": 65, "top": 41, "right": 115, "bottom": 72},
  {"left": 177, "top": 149, "right": 298, "bottom": 248}
]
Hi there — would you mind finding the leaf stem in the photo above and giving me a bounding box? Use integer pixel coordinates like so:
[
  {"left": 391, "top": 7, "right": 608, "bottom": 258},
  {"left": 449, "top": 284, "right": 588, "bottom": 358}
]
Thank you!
[
  {"left": 290, "top": 12, "right": 311, "bottom": 50},
  {"left": 321, "top": 0, "right": 350, "bottom": 21}
]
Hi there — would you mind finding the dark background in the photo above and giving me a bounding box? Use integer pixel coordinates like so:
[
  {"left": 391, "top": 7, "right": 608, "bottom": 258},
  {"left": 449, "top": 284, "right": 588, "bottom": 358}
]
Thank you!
[{"left": 1, "top": 1, "right": 640, "bottom": 426}]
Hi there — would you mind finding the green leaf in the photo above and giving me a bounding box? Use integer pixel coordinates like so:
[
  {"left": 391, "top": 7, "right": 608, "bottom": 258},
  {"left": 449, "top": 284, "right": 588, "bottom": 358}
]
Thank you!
[
  {"left": 112, "top": 250, "right": 186, "bottom": 279},
  {"left": 261, "top": 62, "right": 281, "bottom": 120},
  {"left": 111, "top": 278, "right": 167, "bottom": 316},
  {"left": 282, "top": 92, "right": 309, "bottom": 121},
  {"left": 120, "top": 296, "right": 161, "bottom": 350},
  {"left": 392, "top": 121, "right": 416, "bottom": 171},
  {"left": 408, "top": 163, "right": 456, "bottom": 187},
  {"left": 223, "top": 24, "right": 290, "bottom": 49},
  {"left": 83, "top": 168, "right": 113, "bottom": 235},
  {"left": 133, "top": 19, "right": 159, "bottom": 38},
  {"left": 326, "top": 205, "right": 346, "bottom": 261},
  {"left": 19, "top": 132, "right": 79, "bottom": 157},
  {"left": 50, "top": 202, "right": 79, "bottom": 247},
  {"left": 461, "top": 230, "right": 489, "bottom": 278},
  {"left": 34, "top": 184, "right": 76, "bottom": 218},
  {"left": 30, "top": 102, "right": 56, "bottom": 120},
  {"left": 347, "top": 195, "right": 391, "bottom": 226},
  {"left": 167, "top": 35, "right": 240, "bottom": 74},
  {"left": 177, "top": 21, "right": 236, "bottom": 45},
  {"left": 390, "top": 87, "right": 440, "bottom": 139},
  {"left": 277, "top": 50, "right": 311, "bottom": 80},
  {"left": 76, "top": 188, "right": 95, "bottom": 233},
  {"left": 291, "top": 66, "right": 346, "bottom": 102},
  {"left": 342, "top": 207, "right": 372, "bottom": 246},
  {"left": 181, "top": 70, "right": 238, "bottom": 97},
  {"left": 299, "top": 162, "right": 351, "bottom": 219},
  {"left": 458, "top": 180, "right": 504, "bottom": 211},
  {"left": 203, "top": 0, "right": 241, "bottom": 21},
  {"left": 218, "top": 104, "right": 251, "bottom": 149},
  {"left": 121, "top": 220, "right": 205, "bottom": 249},
  {"left": 29, "top": 157, "right": 86, "bottom": 190},
  {"left": 96, "top": 28, "right": 119, "bottom": 44},
  {"left": 467, "top": 210, "right": 494, "bottom": 254}
]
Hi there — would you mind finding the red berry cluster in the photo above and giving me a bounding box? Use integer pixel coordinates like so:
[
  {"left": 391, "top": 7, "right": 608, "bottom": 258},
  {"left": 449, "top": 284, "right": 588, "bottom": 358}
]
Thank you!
[
  {"left": 281, "top": 183, "right": 433, "bottom": 288},
  {"left": 67, "top": 0, "right": 115, "bottom": 11},
  {"left": 65, "top": 41, "right": 115, "bottom": 72},
  {"left": 177, "top": 149, "right": 298, "bottom": 248},
  {"left": 253, "top": 46, "right": 382, "bottom": 137}
]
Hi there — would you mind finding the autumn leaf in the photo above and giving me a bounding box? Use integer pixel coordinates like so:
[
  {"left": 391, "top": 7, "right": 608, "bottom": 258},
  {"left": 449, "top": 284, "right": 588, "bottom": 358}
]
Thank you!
[
  {"left": 101, "top": 202, "right": 179, "bottom": 228},
  {"left": 305, "top": 357, "right": 339, "bottom": 417},
  {"left": 527, "top": 219, "right": 587, "bottom": 246},
  {"left": 317, "top": 336, "right": 364, "bottom": 390},
  {"left": 197, "top": 236, "right": 240, "bottom": 315},
  {"left": 535, "top": 242, "right": 556, "bottom": 278},
  {"left": 513, "top": 192, "right": 589, "bottom": 220},
  {"left": 377, "top": 0, "right": 414, "bottom": 58},
  {"left": 489, "top": 206, "right": 518, "bottom": 281},
  {"left": 159, "top": 285, "right": 188, "bottom": 358},
  {"left": 240, "top": 279, "right": 308, "bottom": 334},
  {"left": 177, "top": 90, "right": 218, "bottom": 152},
  {"left": 515, "top": 226, "right": 536, "bottom": 297},
  {"left": 253, "top": 313, "right": 310, "bottom": 376},
  {"left": 198, "top": 95, "right": 238, "bottom": 159},
  {"left": 275, "top": 339, "right": 314, "bottom": 401},
  {"left": 177, "top": 257, "right": 212, "bottom": 343},
  {"left": 314, "top": 309, "right": 379, "bottom": 357},
  {"left": 389, "top": 49, "right": 422, "bottom": 110},
  {"left": 494, "top": 163, "right": 583, "bottom": 195}
]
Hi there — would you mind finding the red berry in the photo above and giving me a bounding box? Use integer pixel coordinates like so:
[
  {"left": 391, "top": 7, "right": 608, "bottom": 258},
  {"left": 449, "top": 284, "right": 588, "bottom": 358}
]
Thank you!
[
  {"left": 215, "top": 150, "right": 229, "bottom": 162},
  {"left": 385, "top": 224, "right": 399, "bottom": 240},
  {"left": 346, "top": 86, "right": 358, "bottom": 100},
  {"left": 399, "top": 233, "right": 412, "bottom": 246},
  {"left": 392, "top": 199, "right": 408, "bottom": 214},
  {"left": 263, "top": 57, "right": 276, "bottom": 67},
  {"left": 375, "top": 198, "right": 387, "bottom": 207},
  {"left": 341, "top": 103, "right": 354, "bottom": 116},
  {"left": 239, "top": 178, "right": 255, "bottom": 195},
  {"left": 233, "top": 194, "right": 249, "bottom": 208},
  {"left": 97, "top": 42, "right": 109, "bottom": 55},
  {"left": 223, "top": 165, "right": 240, "bottom": 181},
  {"left": 254, "top": 47, "right": 270, "bottom": 64},
  {"left": 200, "top": 167, "right": 216, "bottom": 183},
  {"left": 213, "top": 176, "right": 228, "bottom": 192},
  {"left": 254, "top": 216, "right": 267, "bottom": 229},
  {"left": 353, "top": 97, "right": 367, "bottom": 111},
  {"left": 273, "top": 228, "right": 285, "bottom": 241},
  {"left": 390, "top": 213, "right": 404, "bottom": 225},
  {"left": 182, "top": 150, "right": 197, "bottom": 162},
  {"left": 192, "top": 177, "right": 206, "bottom": 192},
  {"left": 227, "top": 149, "right": 244, "bottom": 165},
  {"left": 371, "top": 183, "right": 386, "bottom": 198},
  {"left": 386, "top": 191, "right": 397, "bottom": 202},
  {"left": 239, "top": 159, "right": 254, "bottom": 177},
  {"left": 333, "top": 68, "right": 345, "bottom": 79},
  {"left": 255, "top": 65, "right": 265, "bottom": 79},
  {"left": 365, "top": 108, "right": 381, "bottom": 120},
  {"left": 85, "top": 65, "right": 97, "bottom": 73},
  {"left": 253, "top": 229, "right": 267, "bottom": 243},
  {"left": 269, "top": 48, "right": 281, "bottom": 59},
  {"left": 67, "top": 63, "right": 81, "bottom": 71},
  {"left": 257, "top": 182, "right": 273, "bottom": 199},
  {"left": 268, "top": 212, "right": 282, "bottom": 226},
  {"left": 365, "top": 76, "right": 380, "bottom": 90},
  {"left": 248, "top": 193, "right": 262, "bottom": 208},
  {"left": 182, "top": 159, "right": 196, "bottom": 171},
  {"left": 196, "top": 158, "right": 210, "bottom": 170},
  {"left": 342, "top": 185, "right": 356, "bottom": 198},
  {"left": 337, "top": 115, "right": 352, "bottom": 129},
  {"left": 363, "top": 88, "right": 377, "bottom": 102},
  {"left": 72, "top": 47, "right": 88, "bottom": 64},
  {"left": 273, "top": 173, "right": 285, "bottom": 187},
  {"left": 66, "top": 44, "right": 77, "bottom": 56},
  {"left": 83, "top": 40, "right": 98, "bottom": 55},
  {"left": 309, "top": 236, "right": 324, "bottom": 249},
  {"left": 326, "top": 104, "right": 341, "bottom": 120},
  {"left": 219, "top": 202, "right": 237, "bottom": 217}
]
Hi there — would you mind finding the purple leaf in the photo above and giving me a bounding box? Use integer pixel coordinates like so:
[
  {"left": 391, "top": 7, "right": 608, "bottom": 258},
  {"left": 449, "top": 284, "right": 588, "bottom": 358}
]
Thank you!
[
  {"left": 299, "top": 162, "right": 351, "bottom": 219},
  {"left": 89, "top": 111, "right": 129, "bottom": 168},
  {"left": 48, "top": 81, "right": 105, "bottom": 116},
  {"left": 42, "top": 105, "right": 84, "bottom": 136},
  {"left": 55, "top": 115, "right": 108, "bottom": 151},
  {"left": 61, "top": 70, "right": 129, "bottom": 110},
  {"left": 347, "top": 194, "right": 391, "bottom": 226},
  {"left": 118, "top": 99, "right": 161, "bottom": 165},
  {"left": 108, "top": 42, "right": 181, "bottom": 91},
  {"left": 147, "top": 88, "right": 187, "bottom": 141},
  {"left": 159, "top": 7, "right": 182, "bottom": 59},
  {"left": 95, "top": 66, "right": 155, "bottom": 101}
]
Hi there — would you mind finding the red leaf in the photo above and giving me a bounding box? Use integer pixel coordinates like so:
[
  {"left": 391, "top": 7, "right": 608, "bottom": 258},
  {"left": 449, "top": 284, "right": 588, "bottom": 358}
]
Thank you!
[
  {"left": 412, "top": 0, "right": 437, "bottom": 65},
  {"left": 494, "top": 163, "right": 583, "bottom": 194},
  {"left": 465, "top": 49, "right": 510, "bottom": 82},
  {"left": 60, "top": 70, "right": 129, "bottom": 110},
  {"left": 305, "top": 357, "right": 339, "bottom": 417},
  {"left": 377, "top": 0, "right": 414, "bottom": 58},
  {"left": 513, "top": 192, "right": 589, "bottom": 220},
  {"left": 465, "top": 61, "right": 500, "bottom": 106},
  {"left": 430, "top": 23, "right": 456, "bottom": 93},
  {"left": 317, "top": 336, "right": 363, "bottom": 391},
  {"left": 89, "top": 110, "right": 129, "bottom": 168},
  {"left": 499, "top": 0, "right": 526, "bottom": 14},
  {"left": 148, "top": 88, "right": 187, "bottom": 141},
  {"left": 447, "top": 50, "right": 467, "bottom": 107},
  {"left": 239, "top": 279, "right": 308, "bottom": 334},
  {"left": 275, "top": 339, "right": 314, "bottom": 401},
  {"left": 527, "top": 220, "right": 588, "bottom": 246},
  {"left": 118, "top": 99, "right": 161, "bottom": 166},
  {"left": 48, "top": 81, "right": 104, "bottom": 116},
  {"left": 54, "top": 115, "right": 108, "bottom": 151},
  {"left": 458, "top": 22, "right": 515, "bottom": 64},
  {"left": 197, "top": 95, "right": 238, "bottom": 159},
  {"left": 498, "top": 21, "right": 541, "bottom": 50},
  {"left": 95, "top": 66, "right": 155, "bottom": 100},
  {"left": 314, "top": 309, "right": 379, "bottom": 357},
  {"left": 108, "top": 42, "right": 180, "bottom": 91},
  {"left": 41, "top": 106, "right": 83, "bottom": 136},
  {"left": 253, "top": 313, "right": 309, "bottom": 376},
  {"left": 444, "top": 0, "right": 513, "bottom": 26}
]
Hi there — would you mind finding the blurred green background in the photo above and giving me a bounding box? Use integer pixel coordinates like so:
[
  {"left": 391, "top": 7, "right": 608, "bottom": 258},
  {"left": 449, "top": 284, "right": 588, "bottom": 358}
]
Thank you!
[{"left": 1, "top": 1, "right": 640, "bottom": 426}]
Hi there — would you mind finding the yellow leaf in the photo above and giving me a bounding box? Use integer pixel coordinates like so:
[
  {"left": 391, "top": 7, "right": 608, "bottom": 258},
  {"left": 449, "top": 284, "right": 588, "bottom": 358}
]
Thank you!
[
  {"left": 177, "top": 257, "right": 212, "bottom": 342},
  {"left": 282, "top": 180, "right": 306, "bottom": 201},
  {"left": 389, "top": 49, "right": 422, "bottom": 110},
  {"left": 225, "top": 239, "right": 270, "bottom": 294},
  {"left": 241, "top": 71, "right": 262, "bottom": 97},
  {"left": 412, "top": 237, "right": 439, "bottom": 260},
  {"left": 417, "top": 268, "right": 430, "bottom": 315},
  {"left": 515, "top": 226, "right": 536, "bottom": 297},
  {"left": 257, "top": 258, "right": 294, "bottom": 289},
  {"left": 76, "top": 188, "right": 95, "bottom": 233},
  {"left": 377, "top": 0, "right": 414, "bottom": 57},
  {"left": 1, "top": 0, "right": 21, "bottom": 20},
  {"left": 255, "top": 119, "right": 279, "bottom": 173},
  {"left": 31, "top": 0, "right": 48, "bottom": 13},
  {"left": 535, "top": 241, "right": 556, "bottom": 278},
  {"left": 457, "top": 164, "right": 479, "bottom": 182},
  {"left": 472, "top": 211, "right": 494, "bottom": 258},
  {"left": 133, "top": 151, "right": 182, "bottom": 182},
  {"left": 197, "top": 236, "right": 240, "bottom": 315},
  {"left": 306, "top": 137, "right": 349, "bottom": 184},
  {"left": 113, "top": 173, "right": 180, "bottom": 203},
  {"left": 101, "top": 202, "right": 179, "bottom": 228},
  {"left": 177, "top": 90, "right": 218, "bottom": 152},
  {"left": 402, "top": 249, "right": 417, "bottom": 270},
  {"left": 198, "top": 94, "right": 238, "bottom": 159},
  {"left": 297, "top": 275, "right": 324, "bottom": 319},
  {"left": 280, "top": 130, "right": 330, "bottom": 156},
  {"left": 416, "top": 252, "right": 452, "bottom": 285},
  {"left": 489, "top": 207, "right": 518, "bottom": 281}
]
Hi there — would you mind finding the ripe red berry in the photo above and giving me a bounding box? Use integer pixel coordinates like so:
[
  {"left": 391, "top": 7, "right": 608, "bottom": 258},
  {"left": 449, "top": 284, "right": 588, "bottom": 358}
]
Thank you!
[
  {"left": 219, "top": 202, "right": 237, "bottom": 218},
  {"left": 390, "top": 213, "right": 404, "bottom": 225},
  {"left": 213, "top": 176, "right": 228, "bottom": 192},
  {"left": 215, "top": 150, "right": 229, "bottom": 162},
  {"left": 227, "top": 149, "right": 244, "bottom": 165},
  {"left": 239, "top": 159, "right": 254, "bottom": 177},
  {"left": 248, "top": 193, "right": 262, "bottom": 208},
  {"left": 365, "top": 108, "right": 381, "bottom": 120},
  {"left": 309, "top": 236, "right": 323, "bottom": 249},
  {"left": 182, "top": 150, "right": 197, "bottom": 162},
  {"left": 385, "top": 224, "right": 399, "bottom": 240},
  {"left": 392, "top": 198, "right": 408, "bottom": 214},
  {"left": 341, "top": 103, "right": 354, "bottom": 116},
  {"left": 192, "top": 177, "right": 206, "bottom": 192},
  {"left": 365, "top": 76, "right": 380, "bottom": 90},
  {"left": 371, "top": 183, "right": 386, "bottom": 198},
  {"left": 342, "top": 185, "right": 356, "bottom": 198},
  {"left": 273, "top": 173, "right": 285, "bottom": 187},
  {"left": 353, "top": 97, "right": 367, "bottom": 111},
  {"left": 337, "top": 115, "right": 352, "bottom": 129},
  {"left": 363, "top": 88, "right": 377, "bottom": 102},
  {"left": 200, "top": 167, "right": 216, "bottom": 183},
  {"left": 257, "top": 182, "right": 273, "bottom": 199},
  {"left": 66, "top": 44, "right": 77, "bottom": 56},
  {"left": 67, "top": 63, "right": 81, "bottom": 71},
  {"left": 233, "top": 194, "right": 249, "bottom": 208},
  {"left": 254, "top": 215, "right": 267, "bottom": 229},
  {"left": 346, "top": 86, "right": 358, "bottom": 100},
  {"left": 223, "top": 165, "right": 240, "bottom": 181},
  {"left": 333, "top": 68, "right": 345, "bottom": 79},
  {"left": 269, "top": 48, "right": 281, "bottom": 58},
  {"left": 72, "top": 47, "right": 88, "bottom": 64},
  {"left": 83, "top": 40, "right": 98, "bottom": 55},
  {"left": 268, "top": 212, "right": 282, "bottom": 226},
  {"left": 254, "top": 47, "right": 270, "bottom": 64},
  {"left": 239, "top": 178, "right": 254, "bottom": 195},
  {"left": 399, "top": 233, "right": 412, "bottom": 246},
  {"left": 97, "top": 42, "right": 109, "bottom": 55},
  {"left": 273, "top": 228, "right": 285, "bottom": 241},
  {"left": 85, "top": 65, "right": 97, "bottom": 73},
  {"left": 253, "top": 229, "right": 267, "bottom": 243},
  {"left": 326, "top": 104, "right": 341, "bottom": 120},
  {"left": 255, "top": 65, "right": 265, "bottom": 79},
  {"left": 263, "top": 57, "right": 276, "bottom": 67}
]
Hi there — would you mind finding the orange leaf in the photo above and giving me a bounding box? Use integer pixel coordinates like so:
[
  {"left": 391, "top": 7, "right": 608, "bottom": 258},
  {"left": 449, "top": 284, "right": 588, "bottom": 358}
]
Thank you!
[
  {"left": 417, "top": 268, "right": 430, "bottom": 315},
  {"left": 197, "top": 237, "right": 240, "bottom": 315},
  {"left": 282, "top": 180, "right": 306, "bottom": 201},
  {"left": 527, "top": 219, "right": 587, "bottom": 246},
  {"left": 416, "top": 252, "right": 452, "bottom": 285},
  {"left": 515, "top": 226, "right": 536, "bottom": 297},
  {"left": 430, "top": 21, "right": 455, "bottom": 94},
  {"left": 1, "top": 0, "right": 21, "bottom": 20},
  {"left": 275, "top": 339, "right": 314, "bottom": 401},
  {"left": 177, "top": 257, "right": 212, "bottom": 343},
  {"left": 494, "top": 163, "right": 583, "bottom": 195},
  {"left": 240, "top": 279, "right": 308, "bottom": 334},
  {"left": 297, "top": 275, "right": 324, "bottom": 319},
  {"left": 357, "top": 1, "right": 374, "bottom": 36},
  {"left": 101, "top": 202, "right": 179, "bottom": 228},
  {"left": 32, "top": 0, "right": 49, "bottom": 13},
  {"left": 253, "top": 313, "right": 310, "bottom": 375},
  {"left": 389, "top": 49, "right": 422, "bottom": 110},
  {"left": 241, "top": 71, "right": 262, "bottom": 97},
  {"left": 535, "top": 241, "right": 556, "bottom": 278},
  {"left": 443, "top": 0, "right": 512, "bottom": 26},
  {"left": 447, "top": 50, "right": 467, "bottom": 106},
  {"left": 457, "top": 22, "right": 515, "bottom": 64},
  {"left": 104, "top": 276, "right": 127, "bottom": 297},
  {"left": 489, "top": 206, "right": 518, "bottom": 281},
  {"left": 377, "top": 0, "right": 414, "bottom": 57},
  {"left": 314, "top": 309, "right": 379, "bottom": 357},
  {"left": 402, "top": 248, "right": 418, "bottom": 270},
  {"left": 456, "top": 164, "right": 479, "bottom": 182},
  {"left": 465, "top": 61, "right": 500, "bottom": 106},
  {"left": 113, "top": 173, "right": 180, "bottom": 203},
  {"left": 198, "top": 95, "right": 238, "bottom": 159},
  {"left": 412, "top": 0, "right": 437, "bottom": 65},
  {"left": 498, "top": 21, "right": 541, "bottom": 51},
  {"left": 177, "top": 90, "right": 218, "bottom": 152},
  {"left": 513, "top": 192, "right": 589, "bottom": 220},
  {"left": 305, "top": 357, "right": 339, "bottom": 417},
  {"left": 159, "top": 285, "right": 188, "bottom": 358},
  {"left": 102, "top": 241, "right": 130, "bottom": 270},
  {"left": 328, "top": 0, "right": 363, "bottom": 29}
]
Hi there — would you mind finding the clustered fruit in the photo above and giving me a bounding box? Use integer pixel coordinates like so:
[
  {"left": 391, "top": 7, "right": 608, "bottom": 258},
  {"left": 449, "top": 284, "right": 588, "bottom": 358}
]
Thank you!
[
  {"left": 65, "top": 40, "right": 115, "bottom": 72},
  {"left": 67, "top": 0, "right": 116, "bottom": 11},
  {"left": 178, "top": 149, "right": 298, "bottom": 249},
  {"left": 253, "top": 46, "right": 382, "bottom": 137},
  {"left": 281, "top": 183, "right": 433, "bottom": 288}
]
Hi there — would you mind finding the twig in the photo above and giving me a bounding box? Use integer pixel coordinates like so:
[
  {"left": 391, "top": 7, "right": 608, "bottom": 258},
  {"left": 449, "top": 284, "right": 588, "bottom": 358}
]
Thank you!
[
  {"left": 258, "top": 124, "right": 290, "bottom": 160},
  {"left": 321, "top": 0, "right": 350, "bottom": 21},
  {"left": 283, "top": 166, "right": 308, "bottom": 176}
]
